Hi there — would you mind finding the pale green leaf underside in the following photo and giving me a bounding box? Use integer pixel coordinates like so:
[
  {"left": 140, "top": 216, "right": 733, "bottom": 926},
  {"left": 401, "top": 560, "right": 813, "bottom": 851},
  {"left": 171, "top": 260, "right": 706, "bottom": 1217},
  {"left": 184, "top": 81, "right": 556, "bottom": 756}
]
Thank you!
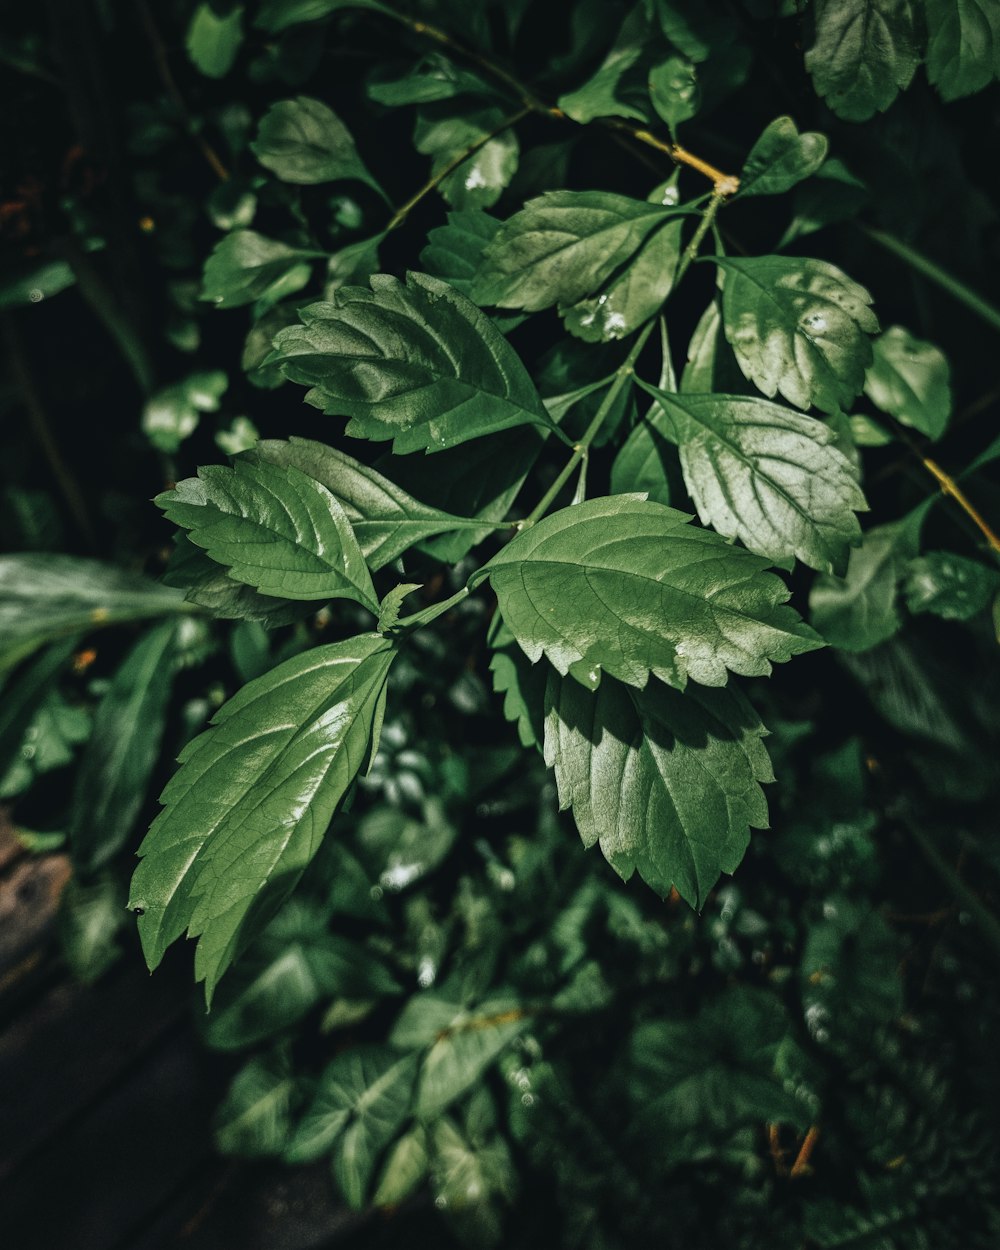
[
  {"left": 245, "top": 437, "right": 485, "bottom": 569},
  {"left": 864, "top": 325, "right": 952, "bottom": 441},
  {"left": 717, "top": 255, "right": 879, "bottom": 414},
  {"left": 157, "top": 458, "right": 378, "bottom": 611},
  {"left": 130, "top": 634, "right": 395, "bottom": 999},
  {"left": 544, "top": 672, "right": 772, "bottom": 909},
  {"left": 472, "top": 190, "right": 682, "bottom": 314},
  {"left": 805, "top": 0, "right": 920, "bottom": 122},
  {"left": 272, "top": 272, "right": 554, "bottom": 453},
  {"left": 643, "top": 387, "right": 867, "bottom": 574},
  {"left": 476, "top": 496, "right": 822, "bottom": 692}
]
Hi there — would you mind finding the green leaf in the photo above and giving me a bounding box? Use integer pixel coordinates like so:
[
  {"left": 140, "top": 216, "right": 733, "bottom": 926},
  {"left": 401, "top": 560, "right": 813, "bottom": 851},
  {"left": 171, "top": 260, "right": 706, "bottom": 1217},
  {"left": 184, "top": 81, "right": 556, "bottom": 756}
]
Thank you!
[
  {"left": 476, "top": 496, "right": 822, "bottom": 692},
  {"left": 286, "top": 1046, "right": 418, "bottom": 1204},
  {"left": 373, "top": 1124, "right": 430, "bottom": 1206},
  {"left": 0, "top": 256, "right": 75, "bottom": 310},
  {"left": 201, "top": 231, "right": 321, "bottom": 310},
  {"left": 560, "top": 216, "right": 683, "bottom": 342},
  {"left": 649, "top": 0, "right": 737, "bottom": 62},
  {"left": 544, "top": 671, "right": 772, "bottom": 907},
  {"left": 639, "top": 387, "right": 867, "bottom": 574},
  {"left": 631, "top": 987, "right": 817, "bottom": 1150},
  {"left": 0, "top": 555, "right": 188, "bottom": 676},
  {"left": 716, "top": 255, "right": 879, "bottom": 414},
  {"left": 472, "top": 191, "right": 682, "bottom": 314},
  {"left": 69, "top": 621, "right": 178, "bottom": 873},
  {"left": 777, "top": 159, "right": 869, "bottom": 248},
  {"left": 215, "top": 1051, "right": 296, "bottom": 1157},
  {"left": 864, "top": 325, "right": 952, "bottom": 441},
  {"left": 809, "top": 511, "right": 927, "bottom": 651},
  {"left": 142, "top": 370, "right": 228, "bottom": 454},
  {"left": 925, "top": 0, "right": 1000, "bottom": 101},
  {"left": 903, "top": 552, "right": 1000, "bottom": 621},
  {"left": 430, "top": 1115, "right": 517, "bottom": 1242},
  {"left": 255, "top": 0, "right": 390, "bottom": 32},
  {"left": 252, "top": 96, "right": 383, "bottom": 192},
  {"left": 367, "top": 54, "right": 492, "bottom": 106},
  {"left": 414, "top": 105, "right": 520, "bottom": 210},
  {"left": 738, "top": 116, "right": 829, "bottom": 199},
  {"left": 245, "top": 437, "right": 484, "bottom": 569},
  {"left": 129, "top": 633, "right": 396, "bottom": 1000},
  {"left": 157, "top": 458, "right": 378, "bottom": 611},
  {"left": 420, "top": 209, "right": 502, "bottom": 297},
  {"left": 487, "top": 614, "right": 547, "bottom": 750},
  {"left": 557, "top": 5, "right": 655, "bottom": 123},
  {"left": 648, "top": 56, "right": 699, "bottom": 130},
  {"left": 58, "top": 873, "right": 126, "bottom": 984},
  {"left": 0, "top": 639, "right": 77, "bottom": 781},
  {"left": 681, "top": 297, "right": 755, "bottom": 396},
  {"left": 805, "top": 0, "right": 920, "bottom": 122},
  {"left": 272, "top": 272, "right": 555, "bottom": 453},
  {"left": 162, "top": 536, "right": 315, "bottom": 626},
  {"left": 610, "top": 416, "right": 673, "bottom": 506},
  {"left": 186, "top": 3, "right": 244, "bottom": 79},
  {"left": 391, "top": 995, "right": 529, "bottom": 1118}
]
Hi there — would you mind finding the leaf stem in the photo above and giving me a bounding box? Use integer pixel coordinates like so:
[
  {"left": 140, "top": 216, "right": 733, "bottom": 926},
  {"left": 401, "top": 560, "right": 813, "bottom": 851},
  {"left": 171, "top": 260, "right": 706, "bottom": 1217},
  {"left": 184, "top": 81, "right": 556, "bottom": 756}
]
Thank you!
[
  {"left": 920, "top": 454, "right": 1000, "bottom": 558},
  {"left": 392, "top": 584, "right": 470, "bottom": 632},
  {"left": 385, "top": 105, "right": 532, "bottom": 232},
  {"left": 522, "top": 321, "right": 656, "bottom": 528},
  {"left": 676, "top": 190, "right": 727, "bottom": 280},
  {"left": 376, "top": 3, "right": 739, "bottom": 194},
  {"left": 859, "top": 224, "right": 1000, "bottom": 336}
]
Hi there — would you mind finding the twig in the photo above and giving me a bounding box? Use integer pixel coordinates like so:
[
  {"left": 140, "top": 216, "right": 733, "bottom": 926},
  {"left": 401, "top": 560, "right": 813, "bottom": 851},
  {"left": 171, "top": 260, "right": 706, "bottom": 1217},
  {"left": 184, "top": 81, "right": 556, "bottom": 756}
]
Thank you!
[
  {"left": 2, "top": 312, "right": 97, "bottom": 548},
  {"left": 135, "top": 0, "right": 230, "bottom": 182},
  {"left": 790, "top": 1125, "right": 820, "bottom": 1178},
  {"left": 386, "top": 105, "right": 532, "bottom": 232},
  {"left": 919, "top": 454, "right": 1000, "bottom": 557}
]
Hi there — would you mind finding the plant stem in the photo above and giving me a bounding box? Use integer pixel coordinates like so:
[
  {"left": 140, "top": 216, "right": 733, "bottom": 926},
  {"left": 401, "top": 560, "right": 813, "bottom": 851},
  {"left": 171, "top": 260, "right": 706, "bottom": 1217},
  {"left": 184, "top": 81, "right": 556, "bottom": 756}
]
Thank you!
[
  {"left": 523, "top": 321, "right": 656, "bottom": 528},
  {"left": 920, "top": 454, "right": 1000, "bottom": 558},
  {"left": 376, "top": 2, "right": 739, "bottom": 194},
  {"left": 860, "top": 224, "right": 1000, "bottom": 336},
  {"left": 385, "top": 106, "right": 532, "bottom": 232},
  {"left": 904, "top": 821, "right": 1000, "bottom": 964},
  {"left": 676, "top": 190, "right": 726, "bottom": 279}
]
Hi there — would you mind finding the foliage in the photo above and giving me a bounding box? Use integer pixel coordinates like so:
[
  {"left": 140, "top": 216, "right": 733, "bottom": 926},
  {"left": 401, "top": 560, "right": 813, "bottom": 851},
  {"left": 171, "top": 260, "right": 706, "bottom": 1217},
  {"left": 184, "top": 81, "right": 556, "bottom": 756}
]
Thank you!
[{"left": 2, "top": 1, "right": 1000, "bottom": 1247}]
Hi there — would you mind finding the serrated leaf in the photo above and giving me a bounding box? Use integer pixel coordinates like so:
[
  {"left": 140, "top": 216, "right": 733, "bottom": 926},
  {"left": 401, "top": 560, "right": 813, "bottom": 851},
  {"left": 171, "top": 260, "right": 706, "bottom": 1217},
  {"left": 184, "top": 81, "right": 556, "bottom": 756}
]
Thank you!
[
  {"left": 738, "top": 116, "right": 829, "bottom": 199},
  {"left": 162, "top": 535, "right": 315, "bottom": 626},
  {"left": 420, "top": 209, "right": 502, "bottom": 297},
  {"left": 414, "top": 105, "right": 520, "bottom": 210},
  {"left": 286, "top": 1046, "right": 418, "bottom": 1204},
  {"left": 487, "top": 614, "right": 547, "bottom": 750},
  {"left": 377, "top": 583, "right": 422, "bottom": 633},
  {"left": 0, "top": 555, "right": 189, "bottom": 676},
  {"left": 472, "top": 190, "right": 682, "bottom": 314},
  {"left": 925, "top": 0, "right": 1000, "bottom": 101},
  {"left": 252, "top": 96, "right": 383, "bottom": 192},
  {"left": 805, "top": 0, "right": 920, "bottom": 122},
  {"left": 201, "top": 231, "right": 321, "bottom": 310},
  {"left": 186, "top": 3, "right": 244, "bottom": 79},
  {"left": 810, "top": 511, "right": 927, "bottom": 651},
  {"left": 245, "top": 437, "right": 484, "bottom": 569},
  {"left": 69, "top": 621, "right": 178, "bottom": 873},
  {"left": 560, "top": 216, "right": 683, "bottom": 342},
  {"left": 474, "top": 496, "right": 822, "bottom": 692},
  {"left": 544, "top": 671, "right": 772, "bottom": 907},
  {"left": 129, "top": 633, "right": 395, "bottom": 999},
  {"left": 903, "top": 552, "right": 1000, "bottom": 621},
  {"left": 717, "top": 255, "right": 879, "bottom": 414},
  {"left": 158, "top": 459, "right": 378, "bottom": 611},
  {"left": 215, "top": 1051, "right": 296, "bottom": 1157},
  {"left": 640, "top": 386, "right": 867, "bottom": 573},
  {"left": 864, "top": 325, "right": 952, "bottom": 441},
  {"left": 272, "top": 272, "right": 555, "bottom": 453}
]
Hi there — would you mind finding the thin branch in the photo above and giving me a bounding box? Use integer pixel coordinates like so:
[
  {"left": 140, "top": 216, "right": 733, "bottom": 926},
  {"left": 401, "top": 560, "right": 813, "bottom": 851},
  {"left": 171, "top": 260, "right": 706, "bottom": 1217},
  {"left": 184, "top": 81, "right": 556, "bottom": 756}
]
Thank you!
[
  {"left": 2, "top": 312, "right": 98, "bottom": 548},
  {"left": 385, "top": 105, "right": 532, "bottom": 232},
  {"left": 135, "top": 0, "right": 230, "bottom": 182},
  {"left": 919, "top": 454, "right": 1000, "bottom": 557},
  {"left": 790, "top": 1125, "right": 820, "bottom": 1178}
]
